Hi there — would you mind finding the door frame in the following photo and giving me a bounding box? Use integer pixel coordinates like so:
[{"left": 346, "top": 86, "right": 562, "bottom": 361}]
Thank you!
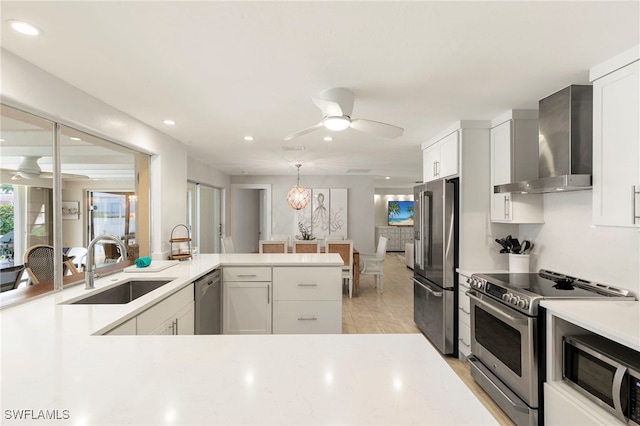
[{"left": 230, "top": 184, "right": 272, "bottom": 252}]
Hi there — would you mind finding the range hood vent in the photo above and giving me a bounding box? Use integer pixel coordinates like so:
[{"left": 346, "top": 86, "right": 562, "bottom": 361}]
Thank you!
[{"left": 495, "top": 85, "right": 593, "bottom": 194}]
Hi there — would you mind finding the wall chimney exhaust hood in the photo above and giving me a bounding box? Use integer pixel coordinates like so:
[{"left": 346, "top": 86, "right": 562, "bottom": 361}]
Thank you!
[{"left": 495, "top": 85, "right": 593, "bottom": 194}]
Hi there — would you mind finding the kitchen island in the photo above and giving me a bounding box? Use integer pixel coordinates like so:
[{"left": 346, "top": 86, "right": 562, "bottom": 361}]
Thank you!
[{"left": 0, "top": 254, "right": 498, "bottom": 425}]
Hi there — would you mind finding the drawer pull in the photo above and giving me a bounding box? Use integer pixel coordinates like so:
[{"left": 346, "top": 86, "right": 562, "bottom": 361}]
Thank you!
[
  {"left": 459, "top": 307, "right": 470, "bottom": 315},
  {"left": 458, "top": 338, "right": 470, "bottom": 348},
  {"left": 298, "top": 283, "right": 318, "bottom": 287},
  {"left": 298, "top": 317, "right": 318, "bottom": 321},
  {"left": 237, "top": 274, "right": 257, "bottom": 278}
]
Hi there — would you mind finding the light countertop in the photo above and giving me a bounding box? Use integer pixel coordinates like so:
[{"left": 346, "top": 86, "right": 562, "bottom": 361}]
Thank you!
[
  {"left": 540, "top": 299, "right": 640, "bottom": 351},
  {"left": 0, "top": 254, "right": 498, "bottom": 425}
]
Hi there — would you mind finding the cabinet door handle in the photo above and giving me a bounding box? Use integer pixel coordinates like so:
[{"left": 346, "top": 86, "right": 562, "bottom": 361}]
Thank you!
[
  {"left": 174, "top": 319, "right": 178, "bottom": 335},
  {"left": 504, "top": 195, "right": 510, "bottom": 218},
  {"left": 267, "top": 284, "right": 270, "bottom": 304},
  {"left": 433, "top": 161, "right": 437, "bottom": 177},
  {"left": 458, "top": 338, "right": 470, "bottom": 348},
  {"left": 633, "top": 185, "right": 640, "bottom": 224},
  {"left": 298, "top": 317, "right": 318, "bottom": 321},
  {"left": 459, "top": 307, "right": 470, "bottom": 315},
  {"left": 298, "top": 283, "right": 318, "bottom": 287}
]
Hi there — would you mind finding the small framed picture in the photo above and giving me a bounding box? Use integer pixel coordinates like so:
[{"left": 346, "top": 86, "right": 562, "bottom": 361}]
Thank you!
[{"left": 62, "top": 201, "right": 79, "bottom": 220}]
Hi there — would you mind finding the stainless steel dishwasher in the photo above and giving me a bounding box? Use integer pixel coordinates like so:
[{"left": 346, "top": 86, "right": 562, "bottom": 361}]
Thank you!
[{"left": 194, "top": 269, "right": 221, "bottom": 334}]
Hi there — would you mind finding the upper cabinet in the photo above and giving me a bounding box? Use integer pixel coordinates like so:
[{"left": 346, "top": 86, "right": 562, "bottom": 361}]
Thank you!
[
  {"left": 490, "top": 111, "right": 544, "bottom": 223},
  {"left": 422, "top": 131, "right": 459, "bottom": 182},
  {"left": 591, "top": 46, "right": 640, "bottom": 227}
]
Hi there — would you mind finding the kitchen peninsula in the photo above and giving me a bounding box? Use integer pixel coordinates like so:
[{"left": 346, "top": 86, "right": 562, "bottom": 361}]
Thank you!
[{"left": 0, "top": 254, "right": 498, "bottom": 425}]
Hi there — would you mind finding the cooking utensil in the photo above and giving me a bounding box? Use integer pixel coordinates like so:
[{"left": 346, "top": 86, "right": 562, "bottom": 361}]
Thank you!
[
  {"left": 524, "top": 242, "right": 534, "bottom": 254},
  {"left": 510, "top": 238, "right": 521, "bottom": 254},
  {"left": 521, "top": 240, "right": 531, "bottom": 254},
  {"left": 495, "top": 238, "right": 509, "bottom": 251}
]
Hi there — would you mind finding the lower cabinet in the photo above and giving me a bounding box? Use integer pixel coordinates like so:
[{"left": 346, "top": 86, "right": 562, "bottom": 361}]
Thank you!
[
  {"left": 137, "top": 284, "right": 195, "bottom": 335},
  {"left": 222, "top": 266, "right": 342, "bottom": 335},
  {"left": 104, "top": 317, "right": 137, "bottom": 335},
  {"left": 103, "top": 283, "right": 195, "bottom": 335},
  {"left": 272, "top": 267, "right": 342, "bottom": 334},
  {"left": 222, "top": 267, "right": 272, "bottom": 334},
  {"left": 457, "top": 273, "right": 472, "bottom": 360}
]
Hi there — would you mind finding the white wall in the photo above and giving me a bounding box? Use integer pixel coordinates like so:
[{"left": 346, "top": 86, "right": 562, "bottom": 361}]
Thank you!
[
  {"left": 231, "top": 175, "right": 376, "bottom": 252},
  {"left": 0, "top": 50, "right": 216, "bottom": 259},
  {"left": 374, "top": 188, "right": 414, "bottom": 227},
  {"left": 520, "top": 191, "right": 640, "bottom": 295}
]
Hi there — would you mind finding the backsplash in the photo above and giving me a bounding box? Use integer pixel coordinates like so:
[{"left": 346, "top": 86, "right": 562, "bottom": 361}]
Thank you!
[{"left": 520, "top": 191, "right": 639, "bottom": 296}]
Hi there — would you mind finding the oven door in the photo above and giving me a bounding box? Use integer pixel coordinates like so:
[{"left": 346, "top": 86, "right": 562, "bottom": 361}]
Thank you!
[{"left": 467, "top": 289, "right": 538, "bottom": 408}]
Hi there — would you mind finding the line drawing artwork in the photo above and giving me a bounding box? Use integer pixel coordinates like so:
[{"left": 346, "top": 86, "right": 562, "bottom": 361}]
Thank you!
[{"left": 296, "top": 189, "right": 347, "bottom": 238}]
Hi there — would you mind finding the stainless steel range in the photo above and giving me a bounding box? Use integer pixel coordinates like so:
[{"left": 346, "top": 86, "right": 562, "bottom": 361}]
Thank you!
[{"left": 466, "top": 269, "right": 634, "bottom": 426}]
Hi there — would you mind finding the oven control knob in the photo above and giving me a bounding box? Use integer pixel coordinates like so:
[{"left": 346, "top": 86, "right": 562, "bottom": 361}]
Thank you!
[
  {"left": 510, "top": 296, "right": 519, "bottom": 305},
  {"left": 517, "top": 299, "right": 528, "bottom": 309},
  {"left": 502, "top": 293, "right": 512, "bottom": 302}
]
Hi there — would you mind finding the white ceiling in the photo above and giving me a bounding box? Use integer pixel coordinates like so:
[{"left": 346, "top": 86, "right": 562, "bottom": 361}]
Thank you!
[{"left": 1, "top": 1, "right": 638, "bottom": 188}]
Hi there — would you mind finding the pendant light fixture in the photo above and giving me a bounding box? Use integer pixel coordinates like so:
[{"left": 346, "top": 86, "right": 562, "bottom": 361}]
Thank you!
[{"left": 287, "top": 164, "right": 310, "bottom": 210}]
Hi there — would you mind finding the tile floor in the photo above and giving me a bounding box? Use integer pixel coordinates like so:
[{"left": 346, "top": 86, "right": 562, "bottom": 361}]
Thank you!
[{"left": 343, "top": 253, "right": 515, "bottom": 425}]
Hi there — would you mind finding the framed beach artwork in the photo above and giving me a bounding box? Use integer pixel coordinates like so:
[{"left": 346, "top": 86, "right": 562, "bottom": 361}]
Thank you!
[{"left": 62, "top": 201, "right": 79, "bottom": 220}]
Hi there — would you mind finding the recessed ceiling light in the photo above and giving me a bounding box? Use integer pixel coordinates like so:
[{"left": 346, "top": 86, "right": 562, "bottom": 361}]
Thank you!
[
  {"left": 0, "top": 138, "right": 5, "bottom": 142},
  {"left": 385, "top": 176, "right": 391, "bottom": 180},
  {"left": 7, "top": 19, "right": 41, "bottom": 36},
  {"left": 244, "top": 136, "right": 254, "bottom": 141},
  {"left": 323, "top": 136, "right": 333, "bottom": 141},
  {"left": 163, "top": 119, "right": 175, "bottom": 125},
  {"left": 70, "top": 137, "right": 81, "bottom": 141}
]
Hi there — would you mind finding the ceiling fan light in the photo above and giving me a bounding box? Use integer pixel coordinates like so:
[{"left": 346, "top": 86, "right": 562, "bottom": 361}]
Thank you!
[{"left": 323, "top": 116, "right": 350, "bottom": 131}]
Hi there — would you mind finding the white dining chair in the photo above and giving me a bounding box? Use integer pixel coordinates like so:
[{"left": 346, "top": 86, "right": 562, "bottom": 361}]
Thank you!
[
  {"left": 360, "top": 236, "right": 388, "bottom": 293},
  {"left": 222, "top": 236, "right": 236, "bottom": 253},
  {"left": 326, "top": 240, "right": 354, "bottom": 298}
]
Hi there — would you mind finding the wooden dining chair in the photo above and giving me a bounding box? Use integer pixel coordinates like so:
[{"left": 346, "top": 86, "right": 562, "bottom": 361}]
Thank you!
[
  {"left": 259, "top": 240, "right": 287, "bottom": 253},
  {"left": 326, "top": 240, "right": 354, "bottom": 298},
  {"left": 23, "top": 244, "right": 79, "bottom": 285},
  {"left": 292, "top": 240, "right": 320, "bottom": 253}
]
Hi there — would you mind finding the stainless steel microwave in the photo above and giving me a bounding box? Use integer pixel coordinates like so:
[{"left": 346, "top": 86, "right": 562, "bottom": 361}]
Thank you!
[{"left": 563, "top": 335, "right": 640, "bottom": 425}]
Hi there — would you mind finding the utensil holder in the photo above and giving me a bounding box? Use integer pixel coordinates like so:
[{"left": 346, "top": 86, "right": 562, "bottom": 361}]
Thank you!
[{"left": 509, "top": 254, "right": 530, "bottom": 273}]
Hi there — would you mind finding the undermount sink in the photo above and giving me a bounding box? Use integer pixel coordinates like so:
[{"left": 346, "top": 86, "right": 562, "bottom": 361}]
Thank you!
[{"left": 70, "top": 279, "right": 174, "bottom": 304}]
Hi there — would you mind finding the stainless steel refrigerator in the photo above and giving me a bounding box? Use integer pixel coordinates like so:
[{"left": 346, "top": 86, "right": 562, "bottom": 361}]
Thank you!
[{"left": 413, "top": 178, "right": 458, "bottom": 355}]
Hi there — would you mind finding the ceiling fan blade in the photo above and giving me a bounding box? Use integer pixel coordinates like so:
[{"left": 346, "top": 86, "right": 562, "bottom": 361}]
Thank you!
[
  {"left": 311, "top": 97, "right": 343, "bottom": 117},
  {"left": 350, "top": 118, "right": 404, "bottom": 138},
  {"left": 284, "top": 122, "right": 323, "bottom": 141}
]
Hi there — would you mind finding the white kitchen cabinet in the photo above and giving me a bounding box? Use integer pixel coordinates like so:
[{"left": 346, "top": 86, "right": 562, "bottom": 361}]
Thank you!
[
  {"left": 149, "top": 301, "right": 195, "bottom": 335},
  {"left": 490, "top": 113, "right": 544, "bottom": 223},
  {"left": 422, "top": 131, "right": 459, "bottom": 182},
  {"left": 222, "top": 267, "right": 272, "bottom": 334},
  {"left": 591, "top": 59, "right": 640, "bottom": 227},
  {"left": 137, "top": 284, "right": 195, "bottom": 335},
  {"left": 104, "top": 317, "right": 137, "bottom": 335},
  {"left": 457, "top": 273, "right": 471, "bottom": 360},
  {"left": 272, "top": 267, "right": 341, "bottom": 334}
]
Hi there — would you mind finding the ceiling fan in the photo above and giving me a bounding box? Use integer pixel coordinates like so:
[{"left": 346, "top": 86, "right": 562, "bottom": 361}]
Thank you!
[
  {"left": 284, "top": 88, "right": 404, "bottom": 141},
  {"left": 2, "top": 156, "right": 89, "bottom": 180}
]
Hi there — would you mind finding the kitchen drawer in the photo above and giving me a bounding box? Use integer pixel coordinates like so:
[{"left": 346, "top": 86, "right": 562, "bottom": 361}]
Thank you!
[
  {"left": 137, "top": 284, "right": 194, "bottom": 334},
  {"left": 273, "top": 267, "right": 341, "bottom": 301},
  {"left": 458, "top": 288, "right": 470, "bottom": 315},
  {"left": 273, "top": 301, "right": 342, "bottom": 334},
  {"left": 459, "top": 307, "right": 470, "bottom": 327},
  {"left": 458, "top": 322, "right": 471, "bottom": 359},
  {"left": 223, "top": 267, "right": 271, "bottom": 282}
]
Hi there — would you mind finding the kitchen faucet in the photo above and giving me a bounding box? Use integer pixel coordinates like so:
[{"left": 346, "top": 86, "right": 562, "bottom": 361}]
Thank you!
[{"left": 85, "top": 234, "right": 128, "bottom": 290}]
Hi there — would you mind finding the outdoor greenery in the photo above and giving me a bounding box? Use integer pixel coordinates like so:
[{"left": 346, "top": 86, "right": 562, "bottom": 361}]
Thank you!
[{"left": 0, "top": 204, "right": 13, "bottom": 236}]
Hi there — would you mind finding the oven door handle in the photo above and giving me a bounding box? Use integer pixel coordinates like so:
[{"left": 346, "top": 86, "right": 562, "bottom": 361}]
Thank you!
[
  {"left": 466, "top": 291, "right": 530, "bottom": 325},
  {"left": 412, "top": 278, "right": 443, "bottom": 297}
]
